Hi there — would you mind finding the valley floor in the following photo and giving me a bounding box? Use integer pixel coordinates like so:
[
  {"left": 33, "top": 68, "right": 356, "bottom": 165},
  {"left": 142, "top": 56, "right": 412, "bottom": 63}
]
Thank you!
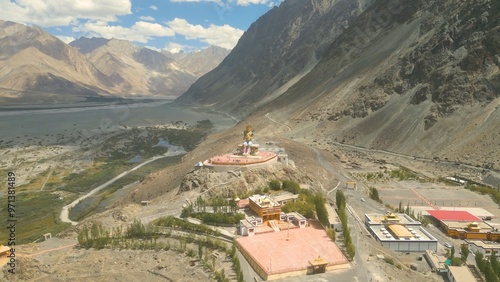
[{"left": 4, "top": 138, "right": 497, "bottom": 281}]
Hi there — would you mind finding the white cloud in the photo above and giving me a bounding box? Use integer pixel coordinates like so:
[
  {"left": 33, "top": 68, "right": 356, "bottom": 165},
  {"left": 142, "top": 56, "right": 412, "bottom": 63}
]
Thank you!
[
  {"left": 0, "top": 0, "right": 131, "bottom": 27},
  {"left": 76, "top": 21, "right": 175, "bottom": 43},
  {"left": 235, "top": 0, "right": 269, "bottom": 6},
  {"left": 55, "top": 35, "right": 76, "bottom": 44},
  {"left": 149, "top": 5, "right": 158, "bottom": 10},
  {"left": 170, "top": 0, "right": 223, "bottom": 5},
  {"left": 139, "top": 16, "right": 155, "bottom": 22},
  {"left": 167, "top": 18, "right": 243, "bottom": 49}
]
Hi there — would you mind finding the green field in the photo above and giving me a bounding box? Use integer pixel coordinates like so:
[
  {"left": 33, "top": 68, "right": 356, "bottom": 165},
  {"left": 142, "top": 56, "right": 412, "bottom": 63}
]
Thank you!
[{"left": 0, "top": 120, "right": 213, "bottom": 244}]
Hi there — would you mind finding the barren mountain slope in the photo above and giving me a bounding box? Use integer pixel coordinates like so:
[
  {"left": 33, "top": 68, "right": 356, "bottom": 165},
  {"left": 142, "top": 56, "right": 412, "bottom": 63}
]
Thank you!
[
  {"left": 248, "top": 0, "right": 499, "bottom": 170},
  {"left": 76, "top": 38, "right": 197, "bottom": 97},
  {"left": 175, "top": 0, "right": 375, "bottom": 116},
  {"left": 0, "top": 20, "right": 114, "bottom": 104}
]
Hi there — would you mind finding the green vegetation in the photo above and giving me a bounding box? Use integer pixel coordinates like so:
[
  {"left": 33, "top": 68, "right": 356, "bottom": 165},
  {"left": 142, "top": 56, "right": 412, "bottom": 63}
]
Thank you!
[
  {"left": 352, "top": 166, "right": 424, "bottom": 183},
  {"left": 476, "top": 251, "right": 500, "bottom": 282},
  {"left": 369, "top": 186, "right": 381, "bottom": 202},
  {"left": 336, "top": 190, "right": 355, "bottom": 260},
  {"left": 389, "top": 167, "right": 419, "bottom": 180},
  {"left": 269, "top": 179, "right": 281, "bottom": 191},
  {"left": 314, "top": 193, "right": 329, "bottom": 227},
  {"left": 384, "top": 256, "right": 394, "bottom": 265},
  {"left": 77, "top": 217, "right": 240, "bottom": 281},
  {"left": 281, "top": 189, "right": 315, "bottom": 219},
  {"left": 282, "top": 179, "right": 301, "bottom": 194},
  {"left": 465, "top": 182, "right": 500, "bottom": 207},
  {"left": 396, "top": 201, "right": 431, "bottom": 226},
  {"left": 181, "top": 195, "right": 243, "bottom": 225},
  {"left": 69, "top": 156, "right": 181, "bottom": 221},
  {"left": 4, "top": 121, "right": 213, "bottom": 244},
  {"left": 0, "top": 191, "right": 71, "bottom": 244},
  {"left": 155, "top": 216, "right": 220, "bottom": 236},
  {"left": 460, "top": 243, "right": 469, "bottom": 263},
  {"left": 190, "top": 213, "right": 245, "bottom": 225}
]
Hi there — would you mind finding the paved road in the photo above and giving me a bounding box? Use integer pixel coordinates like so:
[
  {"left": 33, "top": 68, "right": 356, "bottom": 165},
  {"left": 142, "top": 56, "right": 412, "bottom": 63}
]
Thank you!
[{"left": 60, "top": 154, "right": 173, "bottom": 225}]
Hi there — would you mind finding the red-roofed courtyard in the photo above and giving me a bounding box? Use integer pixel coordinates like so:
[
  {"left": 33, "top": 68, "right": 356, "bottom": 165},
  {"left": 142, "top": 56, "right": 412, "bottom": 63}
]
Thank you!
[
  {"left": 426, "top": 210, "right": 481, "bottom": 221},
  {"left": 236, "top": 221, "right": 350, "bottom": 280}
]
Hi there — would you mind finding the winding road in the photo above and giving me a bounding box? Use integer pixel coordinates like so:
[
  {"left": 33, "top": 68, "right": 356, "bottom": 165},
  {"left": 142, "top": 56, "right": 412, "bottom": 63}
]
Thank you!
[{"left": 60, "top": 150, "right": 185, "bottom": 225}]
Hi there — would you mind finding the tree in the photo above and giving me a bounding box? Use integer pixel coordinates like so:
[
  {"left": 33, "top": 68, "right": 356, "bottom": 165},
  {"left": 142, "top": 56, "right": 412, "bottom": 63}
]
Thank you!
[
  {"left": 314, "top": 193, "right": 329, "bottom": 227},
  {"left": 476, "top": 252, "right": 486, "bottom": 272},
  {"left": 369, "top": 187, "right": 380, "bottom": 202},
  {"left": 450, "top": 245, "right": 455, "bottom": 260},
  {"left": 269, "top": 179, "right": 281, "bottom": 191},
  {"left": 282, "top": 180, "right": 301, "bottom": 194},
  {"left": 461, "top": 244, "right": 470, "bottom": 263}
]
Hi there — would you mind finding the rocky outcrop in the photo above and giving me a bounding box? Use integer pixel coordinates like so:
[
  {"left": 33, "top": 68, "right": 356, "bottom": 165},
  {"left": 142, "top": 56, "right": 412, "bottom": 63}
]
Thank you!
[{"left": 178, "top": 165, "right": 317, "bottom": 196}]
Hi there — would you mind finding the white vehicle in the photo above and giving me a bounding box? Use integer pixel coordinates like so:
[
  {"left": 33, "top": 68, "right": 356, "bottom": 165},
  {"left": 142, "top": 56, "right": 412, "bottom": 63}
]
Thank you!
[
  {"left": 444, "top": 242, "right": 452, "bottom": 248},
  {"left": 361, "top": 198, "right": 365, "bottom": 202}
]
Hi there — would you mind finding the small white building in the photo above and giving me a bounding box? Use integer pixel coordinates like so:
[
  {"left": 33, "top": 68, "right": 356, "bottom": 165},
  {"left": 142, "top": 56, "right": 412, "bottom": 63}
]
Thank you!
[
  {"left": 272, "top": 191, "right": 299, "bottom": 205},
  {"left": 238, "top": 219, "right": 256, "bottom": 236},
  {"left": 287, "top": 212, "right": 307, "bottom": 228}
]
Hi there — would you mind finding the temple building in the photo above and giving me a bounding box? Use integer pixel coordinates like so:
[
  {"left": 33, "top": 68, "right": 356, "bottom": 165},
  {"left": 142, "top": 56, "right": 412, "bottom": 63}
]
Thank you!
[
  {"left": 248, "top": 194, "right": 282, "bottom": 222},
  {"left": 426, "top": 210, "right": 500, "bottom": 241}
]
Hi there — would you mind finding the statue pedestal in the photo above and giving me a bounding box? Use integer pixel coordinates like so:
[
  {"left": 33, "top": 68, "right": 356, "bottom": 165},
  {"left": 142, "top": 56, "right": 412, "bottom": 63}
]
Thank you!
[{"left": 237, "top": 143, "right": 260, "bottom": 156}]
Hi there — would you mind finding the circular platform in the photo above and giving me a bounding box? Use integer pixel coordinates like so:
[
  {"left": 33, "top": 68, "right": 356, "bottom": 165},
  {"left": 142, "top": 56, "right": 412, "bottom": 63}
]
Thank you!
[{"left": 204, "top": 151, "right": 277, "bottom": 167}]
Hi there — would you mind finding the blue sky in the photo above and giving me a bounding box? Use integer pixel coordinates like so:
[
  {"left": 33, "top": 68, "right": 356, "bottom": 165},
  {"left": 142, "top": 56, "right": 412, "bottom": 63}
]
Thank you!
[{"left": 0, "top": 0, "right": 282, "bottom": 52}]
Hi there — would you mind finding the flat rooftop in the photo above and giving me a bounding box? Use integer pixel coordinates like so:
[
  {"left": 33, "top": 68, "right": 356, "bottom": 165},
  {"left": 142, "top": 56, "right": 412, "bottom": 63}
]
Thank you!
[
  {"left": 365, "top": 213, "right": 419, "bottom": 225},
  {"left": 427, "top": 210, "right": 481, "bottom": 221},
  {"left": 249, "top": 194, "right": 280, "bottom": 208},
  {"left": 236, "top": 221, "right": 348, "bottom": 276},
  {"left": 413, "top": 206, "right": 494, "bottom": 219},
  {"left": 369, "top": 224, "right": 436, "bottom": 242},
  {"left": 442, "top": 220, "right": 493, "bottom": 232},
  {"left": 448, "top": 265, "right": 477, "bottom": 282},
  {"left": 466, "top": 240, "right": 500, "bottom": 249}
]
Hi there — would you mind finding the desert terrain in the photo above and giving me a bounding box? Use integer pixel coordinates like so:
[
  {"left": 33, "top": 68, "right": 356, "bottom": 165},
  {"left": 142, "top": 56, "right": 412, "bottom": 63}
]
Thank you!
[{"left": 2, "top": 128, "right": 498, "bottom": 281}]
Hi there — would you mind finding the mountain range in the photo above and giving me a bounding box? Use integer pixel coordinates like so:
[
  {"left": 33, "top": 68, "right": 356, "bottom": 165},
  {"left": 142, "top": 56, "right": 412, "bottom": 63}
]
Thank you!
[
  {"left": 0, "top": 0, "right": 499, "bottom": 170},
  {"left": 178, "top": 0, "right": 499, "bottom": 170},
  {"left": 0, "top": 20, "right": 229, "bottom": 105}
]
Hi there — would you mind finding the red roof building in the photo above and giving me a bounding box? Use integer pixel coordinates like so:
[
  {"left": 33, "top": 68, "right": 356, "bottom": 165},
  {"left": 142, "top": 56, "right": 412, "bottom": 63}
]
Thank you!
[{"left": 426, "top": 210, "right": 480, "bottom": 222}]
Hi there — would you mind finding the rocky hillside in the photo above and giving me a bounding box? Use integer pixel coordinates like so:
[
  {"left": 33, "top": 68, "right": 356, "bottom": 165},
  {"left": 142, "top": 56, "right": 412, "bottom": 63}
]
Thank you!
[
  {"left": 175, "top": 0, "right": 375, "bottom": 116},
  {"left": 248, "top": 0, "right": 499, "bottom": 169},
  {"left": 171, "top": 0, "right": 499, "bottom": 174}
]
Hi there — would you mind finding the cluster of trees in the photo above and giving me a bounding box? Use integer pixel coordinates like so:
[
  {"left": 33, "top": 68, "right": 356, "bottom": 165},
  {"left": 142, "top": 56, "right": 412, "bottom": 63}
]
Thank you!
[
  {"left": 281, "top": 188, "right": 315, "bottom": 218},
  {"left": 77, "top": 217, "right": 240, "bottom": 282},
  {"left": 195, "top": 196, "right": 237, "bottom": 213},
  {"left": 182, "top": 195, "right": 242, "bottom": 225},
  {"left": 268, "top": 179, "right": 301, "bottom": 194},
  {"left": 191, "top": 212, "right": 245, "bottom": 225},
  {"left": 396, "top": 201, "right": 431, "bottom": 226},
  {"left": 77, "top": 220, "right": 160, "bottom": 249},
  {"left": 336, "top": 190, "right": 355, "bottom": 260},
  {"left": 476, "top": 251, "right": 500, "bottom": 282},
  {"left": 155, "top": 216, "right": 221, "bottom": 236},
  {"left": 314, "top": 193, "right": 329, "bottom": 227},
  {"left": 228, "top": 243, "right": 245, "bottom": 282}
]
